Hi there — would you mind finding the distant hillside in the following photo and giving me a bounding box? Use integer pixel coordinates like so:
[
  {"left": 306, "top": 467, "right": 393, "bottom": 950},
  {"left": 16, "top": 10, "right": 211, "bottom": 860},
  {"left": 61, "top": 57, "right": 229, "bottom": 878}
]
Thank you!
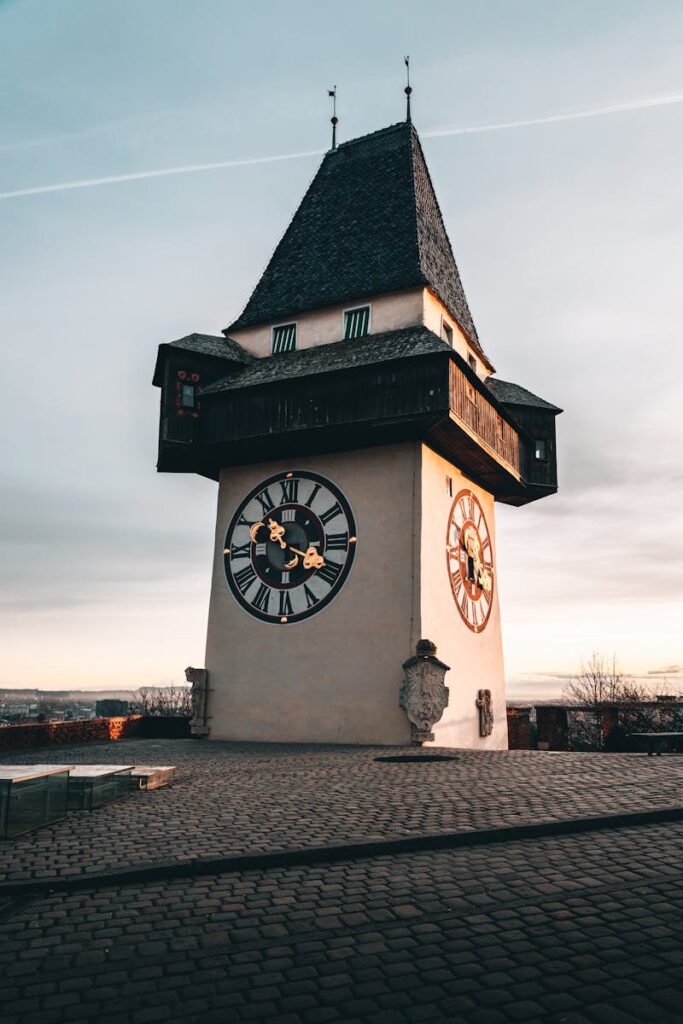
[{"left": 0, "top": 686, "right": 178, "bottom": 702}]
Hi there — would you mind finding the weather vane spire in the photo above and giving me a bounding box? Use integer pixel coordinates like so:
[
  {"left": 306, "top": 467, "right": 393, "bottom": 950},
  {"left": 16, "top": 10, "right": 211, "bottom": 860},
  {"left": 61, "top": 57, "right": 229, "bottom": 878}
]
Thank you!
[
  {"left": 404, "top": 56, "right": 412, "bottom": 123},
  {"left": 328, "top": 86, "right": 338, "bottom": 150}
]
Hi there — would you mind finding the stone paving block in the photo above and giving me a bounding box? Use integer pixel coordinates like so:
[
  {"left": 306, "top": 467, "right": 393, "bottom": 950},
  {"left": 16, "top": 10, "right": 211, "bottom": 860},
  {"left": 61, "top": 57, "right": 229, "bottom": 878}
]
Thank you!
[{"left": 0, "top": 746, "right": 681, "bottom": 1024}]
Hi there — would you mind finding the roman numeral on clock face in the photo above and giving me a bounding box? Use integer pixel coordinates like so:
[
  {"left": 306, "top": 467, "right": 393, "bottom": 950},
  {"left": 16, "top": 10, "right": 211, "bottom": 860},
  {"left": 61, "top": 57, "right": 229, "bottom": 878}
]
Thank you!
[
  {"left": 230, "top": 542, "right": 251, "bottom": 559},
  {"left": 234, "top": 564, "right": 257, "bottom": 594},
  {"left": 279, "top": 478, "right": 299, "bottom": 503},
  {"left": 254, "top": 489, "right": 275, "bottom": 515},
  {"left": 252, "top": 583, "right": 271, "bottom": 612},
  {"left": 280, "top": 509, "right": 296, "bottom": 522},
  {"left": 316, "top": 560, "right": 342, "bottom": 586},
  {"left": 325, "top": 532, "right": 348, "bottom": 552},
  {"left": 319, "top": 502, "right": 342, "bottom": 525},
  {"left": 305, "top": 483, "right": 321, "bottom": 508},
  {"left": 304, "top": 584, "right": 319, "bottom": 608},
  {"left": 278, "top": 591, "right": 293, "bottom": 616}
]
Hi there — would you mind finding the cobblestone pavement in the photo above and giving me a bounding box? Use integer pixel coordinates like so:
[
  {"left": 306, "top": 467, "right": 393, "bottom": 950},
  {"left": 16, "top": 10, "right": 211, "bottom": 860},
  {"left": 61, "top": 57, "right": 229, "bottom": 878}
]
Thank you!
[
  {"left": 0, "top": 740, "right": 681, "bottom": 882},
  {"left": 0, "top": 821, "right": 681, "bottom": 1023}
]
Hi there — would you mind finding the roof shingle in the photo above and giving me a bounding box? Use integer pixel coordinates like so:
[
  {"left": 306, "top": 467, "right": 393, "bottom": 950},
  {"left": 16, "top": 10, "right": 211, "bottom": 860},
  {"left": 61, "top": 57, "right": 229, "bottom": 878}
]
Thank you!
[
  {"left": 165, "top": 333, "right": 254, "bottom": 363},
  {"left": 201, "top": 326, "right": 451, "bottom": 395},
  {"left": 485, "top": 377, "right": 562, "bottom": 412},
  {"left": 226, "top": 122, "right": 487, "bottom": 362}
]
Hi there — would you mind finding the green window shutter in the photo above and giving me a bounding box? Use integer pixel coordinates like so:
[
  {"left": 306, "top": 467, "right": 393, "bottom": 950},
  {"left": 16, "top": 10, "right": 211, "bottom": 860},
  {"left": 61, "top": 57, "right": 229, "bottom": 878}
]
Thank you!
[
  {"left": 272, "top": 323, "right": 297, "bottom": 354},
  {"left": 344, "top": 306, "right": 370, "bottom": 340}
]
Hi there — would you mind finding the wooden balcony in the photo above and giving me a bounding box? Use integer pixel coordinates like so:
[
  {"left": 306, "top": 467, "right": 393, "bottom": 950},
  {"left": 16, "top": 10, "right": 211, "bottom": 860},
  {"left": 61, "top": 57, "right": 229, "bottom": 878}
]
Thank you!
[{"left": 448, "top": 361, "right": 521, "bottom": 478}]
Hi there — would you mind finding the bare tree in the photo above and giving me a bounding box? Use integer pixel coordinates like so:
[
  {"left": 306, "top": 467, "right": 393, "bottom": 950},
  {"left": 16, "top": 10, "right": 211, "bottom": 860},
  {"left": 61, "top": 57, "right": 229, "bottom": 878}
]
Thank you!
[
  {"left": 563, "top": 653, "right": 648, "bottom": 705},
  {"left": 131, "top": 685, "right": 192, "bottom": 717},
  {"left": 562, "top": 653, "right": 650, "bottom": 750}
]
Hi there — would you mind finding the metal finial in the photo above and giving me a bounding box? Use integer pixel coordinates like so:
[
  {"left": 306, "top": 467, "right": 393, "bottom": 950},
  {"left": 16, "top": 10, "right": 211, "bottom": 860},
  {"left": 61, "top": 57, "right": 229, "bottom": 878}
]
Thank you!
[
  {"left": 404, "top": 56, "right": 412, "bottom": 123},
  {"left": 328, "top": 86, "right": 338, "bottom": 150}
]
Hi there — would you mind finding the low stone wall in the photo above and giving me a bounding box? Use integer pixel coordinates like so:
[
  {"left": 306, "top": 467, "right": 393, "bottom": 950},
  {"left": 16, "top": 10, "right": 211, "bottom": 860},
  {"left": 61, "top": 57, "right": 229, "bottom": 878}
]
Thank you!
[
  {"left": 507, "top": 702, "right": 683, "bottom": 751},
  {"left": 0, "top": 715, "right": 191, "bottom": 752},
  {"left": 506, "top": 707, "right": 532, "bottom": 750}
]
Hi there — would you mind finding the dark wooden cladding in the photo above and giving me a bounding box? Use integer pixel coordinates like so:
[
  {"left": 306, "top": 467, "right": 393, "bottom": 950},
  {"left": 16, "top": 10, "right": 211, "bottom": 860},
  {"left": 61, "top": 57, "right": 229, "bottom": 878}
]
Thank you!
[
  {"left": 506, "top": 405, "right": 558, "bottom": 491},
  {"left": 203, "top": 359, "right": 449, "bottom": 446},
  {"left": 448, "top": 362, "right": 520, "bottom": 476},
  {"left": 155, "top": 345, "right": 558, "bottom": 506}
]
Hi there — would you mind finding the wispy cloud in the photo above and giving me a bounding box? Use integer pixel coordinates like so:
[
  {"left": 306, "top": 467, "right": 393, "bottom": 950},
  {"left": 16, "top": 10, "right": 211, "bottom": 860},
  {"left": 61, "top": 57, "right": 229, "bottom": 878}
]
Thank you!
[{"left": 2, "top": 93, "right": 682, "bottom": 201}]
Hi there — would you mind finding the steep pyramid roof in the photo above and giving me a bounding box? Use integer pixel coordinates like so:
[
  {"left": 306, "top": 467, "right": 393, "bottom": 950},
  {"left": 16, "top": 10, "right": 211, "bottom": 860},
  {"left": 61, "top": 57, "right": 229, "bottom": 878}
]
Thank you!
[{"left": 226, "top": 121, "right": 486, "bottom": 360}]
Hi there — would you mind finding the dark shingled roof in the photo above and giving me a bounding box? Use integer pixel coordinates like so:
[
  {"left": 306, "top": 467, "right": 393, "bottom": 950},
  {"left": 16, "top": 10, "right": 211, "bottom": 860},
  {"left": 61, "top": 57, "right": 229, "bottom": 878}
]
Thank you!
[
  {"left": 202, "top": 326, "right": 452, "bottom": 395},
  {"left": 165, "top": 333, "right": 254, "bottom": 363},
  {"left": 152, "top": 333, "right": 253, "bottom": 387},
  {"left": 486, "top": 377, "right": 562, "bottom": 413},
  {"left": 226, "top": 122, "right": 488, "bottom": 364}
]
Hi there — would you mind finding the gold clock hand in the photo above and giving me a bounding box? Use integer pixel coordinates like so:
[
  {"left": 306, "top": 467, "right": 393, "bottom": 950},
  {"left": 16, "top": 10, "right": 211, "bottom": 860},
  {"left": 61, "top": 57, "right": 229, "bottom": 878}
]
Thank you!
[
  {"left": 249, "top": 521, "right": 264, "bottom": 543},
  {"left": 267, "top": 517, "right": 287, "bottom": 549},
  {"left": 288, "top": 545, "right": 325, "bottom": 570},
  {"left": 284, "top": 554, "right": 299, "bottom": 569}
]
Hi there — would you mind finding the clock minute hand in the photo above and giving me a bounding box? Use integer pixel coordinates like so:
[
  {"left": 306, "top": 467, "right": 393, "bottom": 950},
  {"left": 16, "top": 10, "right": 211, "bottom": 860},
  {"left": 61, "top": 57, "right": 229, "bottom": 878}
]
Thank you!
[{"left": 267, "top": 517, "right": 287, "bottom": 549}]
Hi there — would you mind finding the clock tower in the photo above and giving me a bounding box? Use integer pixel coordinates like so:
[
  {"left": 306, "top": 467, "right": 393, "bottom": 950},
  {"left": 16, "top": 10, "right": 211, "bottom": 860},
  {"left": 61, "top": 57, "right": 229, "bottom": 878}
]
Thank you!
[{"left": 152, "top": 119, "right": 561, "bottom": 748}]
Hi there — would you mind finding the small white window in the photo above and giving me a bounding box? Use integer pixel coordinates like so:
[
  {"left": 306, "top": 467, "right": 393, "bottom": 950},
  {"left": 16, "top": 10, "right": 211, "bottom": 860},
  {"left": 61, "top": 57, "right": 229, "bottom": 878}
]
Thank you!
[
  {"left": 272, "top": 323, "right": 297, "bottom": 354},
  {"left": 344, "top": 306, "right": 370, "bottom": 340},
  {"left": 181, "top": 384, "right": 196, "bottom": 409},
  {"left": 534, "top": 439, "right": 548, "bottom": 461},
  {"left": 441, "top": 320, "right": 453, "bottom": 346},
  {"left": 446, "top": 475, "right": 453, "bottom": 497}
]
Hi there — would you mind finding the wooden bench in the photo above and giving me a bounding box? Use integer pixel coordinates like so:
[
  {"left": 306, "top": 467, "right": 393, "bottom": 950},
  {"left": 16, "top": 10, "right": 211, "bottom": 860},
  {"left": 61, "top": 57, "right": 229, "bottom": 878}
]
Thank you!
[{"left": 630, "top": 732, "right": 683, "bottom": 756}]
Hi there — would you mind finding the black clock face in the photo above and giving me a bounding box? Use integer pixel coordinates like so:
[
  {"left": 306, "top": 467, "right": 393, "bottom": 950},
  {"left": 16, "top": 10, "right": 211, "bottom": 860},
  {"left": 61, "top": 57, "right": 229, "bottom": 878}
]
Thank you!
[{"left": 223, "top": 470, "right": 357, "bottom": 624}]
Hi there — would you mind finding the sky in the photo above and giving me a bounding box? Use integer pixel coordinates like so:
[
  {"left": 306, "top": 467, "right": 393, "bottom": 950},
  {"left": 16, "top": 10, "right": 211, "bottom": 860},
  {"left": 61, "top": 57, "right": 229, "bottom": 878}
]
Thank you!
[{"left": 1, "top": 0, "right": 682, "bottom": 701}]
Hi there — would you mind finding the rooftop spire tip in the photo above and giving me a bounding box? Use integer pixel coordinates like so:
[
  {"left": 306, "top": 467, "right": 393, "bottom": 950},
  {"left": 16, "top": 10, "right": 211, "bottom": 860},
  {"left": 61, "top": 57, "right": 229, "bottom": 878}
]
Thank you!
[
  {"left": 404, "top": 56, "right": 412, "bottom": 123},
  {"left": 328, "top": 86, "right": 338, "bottom": 150}
]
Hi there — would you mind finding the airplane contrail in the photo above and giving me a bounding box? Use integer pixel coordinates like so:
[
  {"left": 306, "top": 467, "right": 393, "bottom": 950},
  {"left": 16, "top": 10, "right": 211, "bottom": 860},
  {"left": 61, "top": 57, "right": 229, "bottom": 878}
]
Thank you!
[
  {"left": 0, "top": 149, "right": 325, "bottom": 200},
  {"left": 422, "top": 93, "right": 683, "bottom": 138},
  {"left": 1, "top": 93, "right": 681, "bottom": 201}
]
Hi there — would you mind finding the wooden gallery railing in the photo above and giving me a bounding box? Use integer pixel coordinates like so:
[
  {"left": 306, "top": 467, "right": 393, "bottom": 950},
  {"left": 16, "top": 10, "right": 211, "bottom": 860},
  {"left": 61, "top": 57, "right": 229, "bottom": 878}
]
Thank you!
[{"left": 449, "top": 361, "right": 521, "bottom": 476}]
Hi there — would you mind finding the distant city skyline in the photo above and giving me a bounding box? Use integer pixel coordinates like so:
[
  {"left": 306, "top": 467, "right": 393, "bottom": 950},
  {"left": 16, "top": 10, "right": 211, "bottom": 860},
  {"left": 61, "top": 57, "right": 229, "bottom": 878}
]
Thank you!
[{"left": 2, "top": 1, "right": 682, "bottom": 699}]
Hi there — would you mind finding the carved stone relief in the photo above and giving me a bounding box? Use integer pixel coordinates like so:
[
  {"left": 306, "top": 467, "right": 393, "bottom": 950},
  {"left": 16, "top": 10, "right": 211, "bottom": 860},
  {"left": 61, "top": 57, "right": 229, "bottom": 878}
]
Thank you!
[
  {"left": 476, "top": 688, "right": 494, "bottom": 737},
  {"left": 185, "top": 666, "right": 210, "bottom": 737},
  {"left": 400, "top": 639, "right": 450, "bottom": 745}
]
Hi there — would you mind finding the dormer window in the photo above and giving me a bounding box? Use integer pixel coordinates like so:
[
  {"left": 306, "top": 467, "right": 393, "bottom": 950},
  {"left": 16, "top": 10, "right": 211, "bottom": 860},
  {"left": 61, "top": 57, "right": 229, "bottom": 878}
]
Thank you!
[
  {"left": 344, "top": 305, "right": 370, "bottom": 340},
  {"left": 468, "top": 353, "right": 477, "bottom": 373},
  {"left": 534, "top": 439, "right": 548, "bottom": 461},
  {"left": 272, "top": 323, "right": 297, "bottom": 354},
  {"left": 441, "top": 320, "right": 453, "bottom": 346}
]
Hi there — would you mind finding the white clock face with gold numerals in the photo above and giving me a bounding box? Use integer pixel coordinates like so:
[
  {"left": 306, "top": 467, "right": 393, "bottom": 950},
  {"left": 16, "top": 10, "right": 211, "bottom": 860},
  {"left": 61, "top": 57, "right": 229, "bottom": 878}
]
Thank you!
[
  {"left": 446, "top": 489, "right": 494, "bottom": 633},
  {"left": 224, "top": 470, "right": 357, "bottom": 624}
]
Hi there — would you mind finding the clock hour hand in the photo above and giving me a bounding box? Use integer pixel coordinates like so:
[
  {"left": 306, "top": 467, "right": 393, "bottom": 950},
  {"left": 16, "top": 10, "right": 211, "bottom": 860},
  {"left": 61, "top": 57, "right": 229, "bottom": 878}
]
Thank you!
[{"left": 288, "top": 545, "right": 325, "bottom": 571}]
